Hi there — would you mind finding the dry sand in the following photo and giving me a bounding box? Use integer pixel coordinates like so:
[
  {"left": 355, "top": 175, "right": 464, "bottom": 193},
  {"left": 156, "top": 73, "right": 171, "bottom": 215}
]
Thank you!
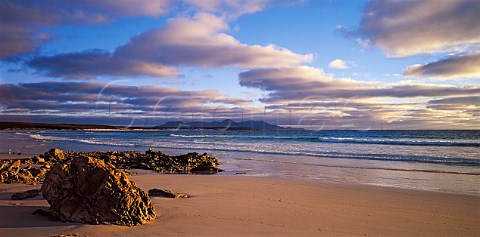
[{"left": 1, "top": 173, "right": 479, "bottom": 237}]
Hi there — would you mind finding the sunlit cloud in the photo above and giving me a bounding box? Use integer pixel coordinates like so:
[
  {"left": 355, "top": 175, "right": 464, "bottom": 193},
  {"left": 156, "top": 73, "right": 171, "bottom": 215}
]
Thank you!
[
  {"left": 27, "top": 13, "right": 312, "bottom": 79},
  {"left": 404, "top": 52, "right": 480, "bottom": 79},
  {"left": 356, "top": 0, "right": 480, "bottom": 57},
  {"left": 239, "top": 66, "right": 480, "bottom": 102},
  {"left": 328, "top": 59, "right": 349, "bottom": 69},
  {"left": 237, "top": 66, "right": 480, "bottom": 129}
]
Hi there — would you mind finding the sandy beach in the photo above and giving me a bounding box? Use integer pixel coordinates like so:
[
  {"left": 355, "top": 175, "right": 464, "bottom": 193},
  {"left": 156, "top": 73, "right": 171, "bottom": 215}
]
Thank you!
[{"left": 1, "top": 172, "right": 479, "bottom": 237}]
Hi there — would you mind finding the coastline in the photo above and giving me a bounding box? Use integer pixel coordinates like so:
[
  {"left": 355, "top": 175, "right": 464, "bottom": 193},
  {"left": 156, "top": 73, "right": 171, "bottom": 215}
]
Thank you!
[
  {"left": 1, "top": 130, "right": 480, "bottom": 236},
  {"left": 1, "top": 174, "right": 479, "bottom": 236},
  {"left": 1, "top": 130, "right": 480, "bottom": 196}
]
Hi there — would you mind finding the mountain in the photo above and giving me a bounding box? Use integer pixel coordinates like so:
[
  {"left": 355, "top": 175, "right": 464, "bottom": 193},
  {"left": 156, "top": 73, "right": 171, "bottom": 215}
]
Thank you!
[{"left": 155, "top": 119, "right": 286, "bottom": 130}]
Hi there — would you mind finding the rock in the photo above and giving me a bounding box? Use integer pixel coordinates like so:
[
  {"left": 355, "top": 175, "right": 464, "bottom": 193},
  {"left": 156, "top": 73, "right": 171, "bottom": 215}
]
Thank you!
[
  {"left": 41, "top": 156, "right": 156, "bottom": 226},
  {"left": 148, "top": 189, "right": 188, "bottom": 198},
  {"left": 51, "top": 233, "right": 88, "bottom": 237},
  {"left": 8, "top": 160, "right": 21, "bottom": 175},
  {"left": 11, "top": 189, "right": 40, "bottom": 200},
  {"left": 32, "top": 156, "right": 46, "bottom": 164},
  {"left": 0, "top": 160, "right": 42, "bottom": 184},
  {"left": 190, "top": 161, "right": 223, "bottom": 174},
  {"left": 44, "top": 148, "right": 66, "bottom": 161},
  {"left": 146, "top": 148, "right": 155, "bottom": 155}
]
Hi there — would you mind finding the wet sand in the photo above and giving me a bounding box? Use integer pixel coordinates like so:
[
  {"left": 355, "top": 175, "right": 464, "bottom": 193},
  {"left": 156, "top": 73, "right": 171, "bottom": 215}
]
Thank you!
[{"left": 1, "top": 173, "right": 479, "bottom": 236}]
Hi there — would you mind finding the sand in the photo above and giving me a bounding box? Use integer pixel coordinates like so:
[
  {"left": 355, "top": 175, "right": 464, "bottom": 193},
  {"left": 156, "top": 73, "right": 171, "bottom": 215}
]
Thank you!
[{"left": 0, "top": 173, "right": 479, "bottom": 237}]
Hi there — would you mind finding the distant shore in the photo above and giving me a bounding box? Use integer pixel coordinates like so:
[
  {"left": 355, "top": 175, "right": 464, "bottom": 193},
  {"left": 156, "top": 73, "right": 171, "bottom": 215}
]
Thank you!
[
  {"left": 0, "top": 121, "right": 272, "bottom": 131},
  {"left": 0, "top": 121, "right": 123, "bottom": 130}
]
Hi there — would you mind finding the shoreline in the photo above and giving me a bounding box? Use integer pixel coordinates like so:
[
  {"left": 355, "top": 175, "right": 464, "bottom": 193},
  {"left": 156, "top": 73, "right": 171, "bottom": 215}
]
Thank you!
[
  {"left": 1, "top": 174, "right": 479, "bottom": 236},
  {"left": 1, "top": 131, "right": 480, "bottom": 235},
  {"left": 1, "top": 130, "right": 480, "bottom": 196}
]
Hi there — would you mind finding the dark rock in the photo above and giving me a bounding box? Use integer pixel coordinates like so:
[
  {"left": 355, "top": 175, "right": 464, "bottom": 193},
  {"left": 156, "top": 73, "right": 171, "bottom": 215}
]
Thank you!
[
  {"left": 148, "top": 189, "right": 188, "bottom": 198},
  {"left": 146, "top": 148, "right": 156, "bottom": 155},
  {"left": 41, "top": 156, "right": 156, "bottom": 226},
  {"left": 51, "top": 233, "right": 88, "bottom": 237},
  {"left": 190, "top": 161, "right": 223, "bottom": 174},
  {"left": 11, "top": 189, "right": 41, "bottom": 200}
]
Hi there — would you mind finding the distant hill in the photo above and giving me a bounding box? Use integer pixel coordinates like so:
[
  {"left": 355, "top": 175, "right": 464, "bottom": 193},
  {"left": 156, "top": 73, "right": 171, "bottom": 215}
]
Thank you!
[{"left": 155, "top": 119, "right": 286, "bottom": 130}]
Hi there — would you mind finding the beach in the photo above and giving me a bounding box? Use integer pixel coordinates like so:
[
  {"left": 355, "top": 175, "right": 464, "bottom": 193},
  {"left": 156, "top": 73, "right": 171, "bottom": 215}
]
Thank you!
[
  {"left": 1, "top": 130, "right": 480, "bottom": 236},
  {"left": 1, "top": 174, "right": 480, "bottom": 236}
]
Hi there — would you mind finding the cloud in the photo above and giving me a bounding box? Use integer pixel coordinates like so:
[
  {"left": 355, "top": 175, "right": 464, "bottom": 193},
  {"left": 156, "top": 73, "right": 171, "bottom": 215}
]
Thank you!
[
  {"left": 1, "top": 80, "right": 478, "bottom": 129},
  {"left": 356, "top": 0, "right": 480, "bottom": 57},
  {"left": 426, "top": 96, "right": 480, "bottom": 111},
  {"left": 239, "top": 66, "right": 480, "bottom": 102},
  {"left": 27, "top": 50, "right": 179, "bottom": 79},
  {"left": 328, "top": 59, "right": 349, "bottom": 69},
  {"left": 0, "top": 0, "right": 171, "bottom": 60},
  {"left": 0, "top": 81, "right": 251, "bottom": 118},
  {"left": 237, "top": 66, "right": 480, "bottom": 128},
  {"left": 182, "top": 0, "right": 271, "bottom": 18},
  {"left": 28, "top": 13, "right": 312, "bottom": 79},
  {"left": 115, "top": 13, "right": 311, "bottom": 68},
  {"left": 404, "top": 52, "right": 480, "bottom": 79},
  {"left": 428, "top": 96, "right": 480, "bottom": 106}
]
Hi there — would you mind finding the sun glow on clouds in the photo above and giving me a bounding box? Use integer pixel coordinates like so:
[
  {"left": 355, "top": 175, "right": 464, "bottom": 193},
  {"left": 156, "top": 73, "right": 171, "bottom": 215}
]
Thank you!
[{"left": 0, "top": 0, "right": 479, "bottom": 129}]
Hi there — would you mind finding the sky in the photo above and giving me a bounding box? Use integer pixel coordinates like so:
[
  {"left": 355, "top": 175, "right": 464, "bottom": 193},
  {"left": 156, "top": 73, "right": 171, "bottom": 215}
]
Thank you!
[{"left": 0, "top": 0, "right": 479, "bottom": 129}]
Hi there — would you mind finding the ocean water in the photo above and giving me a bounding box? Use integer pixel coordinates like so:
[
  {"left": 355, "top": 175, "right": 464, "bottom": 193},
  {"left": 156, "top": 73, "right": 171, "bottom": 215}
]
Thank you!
[{"left": 6, "top": 129, "right": 480, "bottom": 195}]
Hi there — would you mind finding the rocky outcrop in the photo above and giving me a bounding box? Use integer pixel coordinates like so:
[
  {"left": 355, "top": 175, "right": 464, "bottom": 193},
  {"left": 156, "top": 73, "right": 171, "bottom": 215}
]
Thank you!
[
  {"left": 41, "top": 156, "right": 156, "bottom": 226},
  {"left": 0, "top": 159, "right": 46, "bottom": 184},
  {"left": 1, "top": 148, "right": 223, "bottom": 185}
]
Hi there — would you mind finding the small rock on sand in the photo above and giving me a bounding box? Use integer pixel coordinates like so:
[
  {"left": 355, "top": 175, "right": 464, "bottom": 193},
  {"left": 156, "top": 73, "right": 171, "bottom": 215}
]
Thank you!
[
  {"left": 11, "top": 189, "right": 40, "bottom": 200},
  {"left": 148, "top": 189, "right": 188, "bottom": 198}
]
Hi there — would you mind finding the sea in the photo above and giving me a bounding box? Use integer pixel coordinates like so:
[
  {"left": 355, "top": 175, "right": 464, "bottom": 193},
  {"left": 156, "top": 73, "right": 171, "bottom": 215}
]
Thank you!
[{"left": 3, "top": 129, "right": 480, "bottom": 195}]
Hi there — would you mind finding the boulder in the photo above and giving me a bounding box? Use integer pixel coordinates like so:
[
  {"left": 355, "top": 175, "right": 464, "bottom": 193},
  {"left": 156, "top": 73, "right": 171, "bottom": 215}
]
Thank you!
[{"left": 41, "top": 156, "right": 156, "bottom": 226}]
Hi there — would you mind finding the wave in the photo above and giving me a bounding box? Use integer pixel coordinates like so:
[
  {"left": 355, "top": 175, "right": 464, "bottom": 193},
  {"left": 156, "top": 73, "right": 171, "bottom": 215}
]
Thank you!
[
  {"left": 316, "top": 137, "right": 480, "bottom": 147},
  {"left": 29, "top": 134, "right": 72, "bottom": 141},
  {"left": 168, "top": 133, "right": 480, "bottom": 147},
  {"left": 29, "top": 133, "right": 135, "bottom": 147},
  {"left": 28, "top": 131, "right": 480, "bottom": 167}
]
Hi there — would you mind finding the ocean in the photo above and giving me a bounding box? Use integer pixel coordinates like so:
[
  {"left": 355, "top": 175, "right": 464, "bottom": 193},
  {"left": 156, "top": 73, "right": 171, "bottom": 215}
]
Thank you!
[{"left": 4, "top": 129, "right": 480, "bottom": 195}]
